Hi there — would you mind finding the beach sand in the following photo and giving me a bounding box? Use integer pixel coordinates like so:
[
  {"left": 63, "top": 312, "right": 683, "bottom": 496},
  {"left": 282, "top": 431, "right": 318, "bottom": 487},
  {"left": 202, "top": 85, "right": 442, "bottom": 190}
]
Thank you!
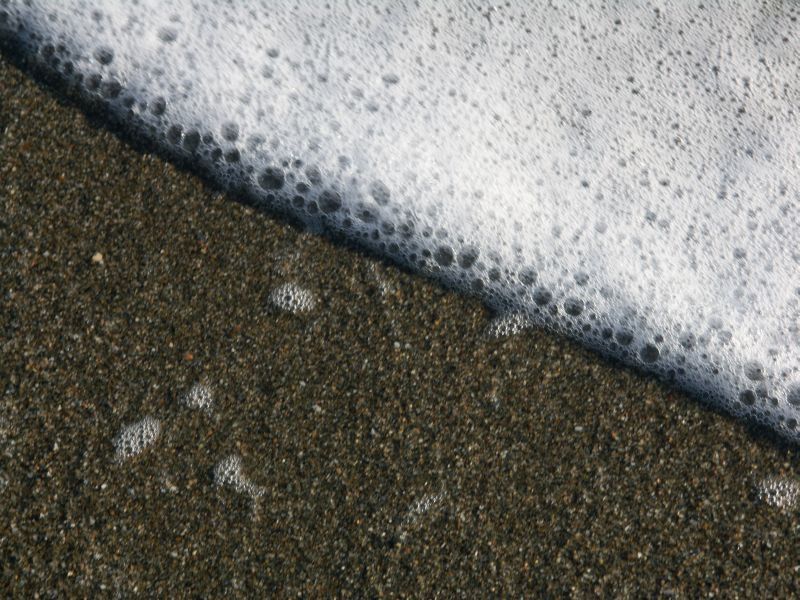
[{"left": 2, "top": 54, "right": 800, "bottom": 597}]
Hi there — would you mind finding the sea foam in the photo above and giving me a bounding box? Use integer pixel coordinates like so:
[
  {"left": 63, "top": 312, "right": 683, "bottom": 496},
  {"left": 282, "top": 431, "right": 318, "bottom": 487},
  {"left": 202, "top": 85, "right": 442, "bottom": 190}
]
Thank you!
[{"left": 2, "top": 2, "right": 800, "bottom": 438}]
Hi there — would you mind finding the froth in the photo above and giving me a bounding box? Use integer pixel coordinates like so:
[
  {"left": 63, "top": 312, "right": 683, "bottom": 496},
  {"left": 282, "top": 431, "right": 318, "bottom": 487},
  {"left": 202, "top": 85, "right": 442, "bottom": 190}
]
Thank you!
[
  {"left": 756, "top": 476, "right": 800, "bottom": 512},
  {"left": 268, "top": 282, "right": 317, "bottom": 314},
  {"left": 113, "top": 416, "right": 161, "bottom": 461},
  {"left": 180, "top": 382, "right": 214, "bottom": 412},
  {"left": 213, "top": 455, "right": 264, "bottom": 499},
  {"left": 3, "top": 2, "right": 800, "bottom": 438}
]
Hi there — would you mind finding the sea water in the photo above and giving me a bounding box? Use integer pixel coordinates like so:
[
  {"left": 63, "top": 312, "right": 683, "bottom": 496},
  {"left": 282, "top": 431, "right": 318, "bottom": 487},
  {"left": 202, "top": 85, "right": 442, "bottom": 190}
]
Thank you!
[{"left": 2, "top": 1, "right": 800, "bottom": 439}]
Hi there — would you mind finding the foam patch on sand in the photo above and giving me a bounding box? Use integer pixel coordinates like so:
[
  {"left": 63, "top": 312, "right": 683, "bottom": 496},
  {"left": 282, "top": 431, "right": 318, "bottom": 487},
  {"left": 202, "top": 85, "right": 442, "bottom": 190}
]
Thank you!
[{"left": 2, "top": 2, "right": 800, "bottom": 438}]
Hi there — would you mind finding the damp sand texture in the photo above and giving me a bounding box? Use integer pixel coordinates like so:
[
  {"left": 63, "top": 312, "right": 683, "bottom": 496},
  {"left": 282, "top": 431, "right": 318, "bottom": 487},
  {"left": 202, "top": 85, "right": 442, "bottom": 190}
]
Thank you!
[{"left": 2, "top": 56, "right": 800, "bottom": 597}]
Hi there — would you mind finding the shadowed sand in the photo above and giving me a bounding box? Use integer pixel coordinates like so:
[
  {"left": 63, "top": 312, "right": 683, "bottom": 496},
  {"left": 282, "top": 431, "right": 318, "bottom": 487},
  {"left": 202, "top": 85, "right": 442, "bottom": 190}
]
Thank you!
[{"left": 2, "top": 55, "right": 800, "bottom": 597}]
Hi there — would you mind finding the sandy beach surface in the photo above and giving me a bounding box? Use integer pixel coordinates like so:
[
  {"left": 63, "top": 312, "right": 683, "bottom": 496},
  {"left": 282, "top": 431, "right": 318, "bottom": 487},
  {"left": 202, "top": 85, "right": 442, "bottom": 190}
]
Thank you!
[{"left": 2, "top": 55, "right": 800, "bottom": 597}]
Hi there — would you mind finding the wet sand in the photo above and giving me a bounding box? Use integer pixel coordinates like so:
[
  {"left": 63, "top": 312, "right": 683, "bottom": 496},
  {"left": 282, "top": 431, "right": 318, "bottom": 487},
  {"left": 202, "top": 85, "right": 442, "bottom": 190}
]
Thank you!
[{"left": 2, "top": 55, "right": 800, "bottom": 597}]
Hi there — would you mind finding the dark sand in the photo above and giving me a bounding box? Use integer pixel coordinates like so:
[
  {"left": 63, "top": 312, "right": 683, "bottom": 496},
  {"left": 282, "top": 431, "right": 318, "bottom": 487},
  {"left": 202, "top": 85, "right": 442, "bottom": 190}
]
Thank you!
[{"left": 2, "top": 54, "right": 800, "bottom": 597}]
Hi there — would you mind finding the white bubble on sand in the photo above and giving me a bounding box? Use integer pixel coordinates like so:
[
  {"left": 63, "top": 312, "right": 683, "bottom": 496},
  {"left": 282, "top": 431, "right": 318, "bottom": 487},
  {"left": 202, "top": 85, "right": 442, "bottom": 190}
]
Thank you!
[
  {"left": 756, "top": 476, "right": 800, "bottom": 512},
  {"left": 367, "top": 262, "right": 396, "bottom": 296},
  {"left": 213, "top": 454, "right": 264, "bottom": 499},
  {"left": 180, "top": 382, "right": 213, "bottom": 412},
  {"left": 268, "top": 283, "right": 316, "bottom": 314},
  {"left": 485, "top": 312, "right": 534, "bottom": 339},
  {"left": 113, "top": 416, "right": 161, "bottom": 461},
  {"left": 399, "top": 490, "right": 448, "bottom": 541}
]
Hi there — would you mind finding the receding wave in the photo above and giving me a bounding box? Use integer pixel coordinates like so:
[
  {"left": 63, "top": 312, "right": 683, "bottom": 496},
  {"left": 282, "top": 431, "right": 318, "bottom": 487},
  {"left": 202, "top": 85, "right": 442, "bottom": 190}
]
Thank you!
[{"left": 3, "top": 1, "right": 800, "bottom": 439}]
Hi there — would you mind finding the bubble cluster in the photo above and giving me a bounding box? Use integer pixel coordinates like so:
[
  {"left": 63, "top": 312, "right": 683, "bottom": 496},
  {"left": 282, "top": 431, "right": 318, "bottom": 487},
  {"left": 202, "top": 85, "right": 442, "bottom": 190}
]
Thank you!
[
  {"left": 486, "top": 312, "right": 534, "bottom": 339},
  {"left": 180, "top": 382, "right": 213, "bottom": 412},
  {"left": 399, "top": 490, "right": 448, "bottom": 541},
  {"left": 213, "top": 455, "right": 264, "bottom": 498},
  {"left": 113, "top": 416, "right": 161, "bottom": 461},
  {"left": 756, "top": 476, "right": 800, "bottom": 512},
  {"left": 268, "top": 283, "right": 316, "bottom": 314},
  {"left": 4, "top": 1, "right": 800, "bottom": 439}
]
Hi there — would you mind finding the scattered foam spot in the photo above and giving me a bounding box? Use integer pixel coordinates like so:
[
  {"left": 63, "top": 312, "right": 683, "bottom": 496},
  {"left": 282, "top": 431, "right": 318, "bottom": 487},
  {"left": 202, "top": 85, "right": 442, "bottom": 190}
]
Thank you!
[
  {"left": 268, "top": 282, "right": 316, "bottom": 314},
  {"left": 180, "top": 382, "right": 213, "bottom": 412},
  {"left": 486, "top": 312, "right": 533, "bottom": 339},
  {"left": 213, "top": 454, "right": 264, "bottom": 499},
  {"left": 367, "top": 262, "right": 395, "bottom": 296},
  {"left": 113, "top": 416, "right": 161, "bottom": 461},
  {"left": 756, "top": 476, "right": 800, "bottom": 512},
  {"left": 398, "top": 490, "right": 448, "bottom": 541}
]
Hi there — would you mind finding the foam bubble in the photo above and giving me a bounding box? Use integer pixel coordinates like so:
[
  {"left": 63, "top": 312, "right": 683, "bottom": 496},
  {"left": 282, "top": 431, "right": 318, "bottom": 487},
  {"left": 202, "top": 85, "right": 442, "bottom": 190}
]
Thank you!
[
  {"left": 113, "top": 416, "right": 161, "bottom": 461},
  {"left": 4, "top": 1, "right": 800, "bottom": 439},
  {"left": 213, "top": 454, "right": 264, "bottom": 499},
  {"left": 756, "top": 476, "right": 800, "bottom": 512},
  {"left": 268, "top": 282, "right": 316, "bottom": 314},
  {"left": 486, "top": 312, "right": 534, "bottom": 339},
  {"left": 180, "top": 382, "right": 213, "bottom": 412},
  {"left": 398, "top": 490, "right": 448, "bottom": 541}
]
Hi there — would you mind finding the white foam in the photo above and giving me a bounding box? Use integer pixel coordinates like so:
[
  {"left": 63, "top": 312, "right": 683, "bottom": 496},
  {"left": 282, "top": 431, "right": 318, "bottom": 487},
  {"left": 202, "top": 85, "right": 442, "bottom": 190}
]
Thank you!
[
  {"left": 113, "top": 416, "right": 161, "bottom": 461},
  {"left": 756, "top": 476, "right": 800, "bottom": 512},
  {"left": 268, "top": 282, "right": 317, "bottom": 314},
  {"left": 213, "top": 454, "right": 264, "bottom": 499},
  {"left": 4, "top": 2, "right": 800, "bottom": 438},
  {"left": 398, "top": 490, "right": 448, "bottom": 541},
  {"left": 180, "top": 382, "right": 213, "bottom": 412},
  {"left": 486, "top": 312, "right": 534, "bottom": 339}
]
